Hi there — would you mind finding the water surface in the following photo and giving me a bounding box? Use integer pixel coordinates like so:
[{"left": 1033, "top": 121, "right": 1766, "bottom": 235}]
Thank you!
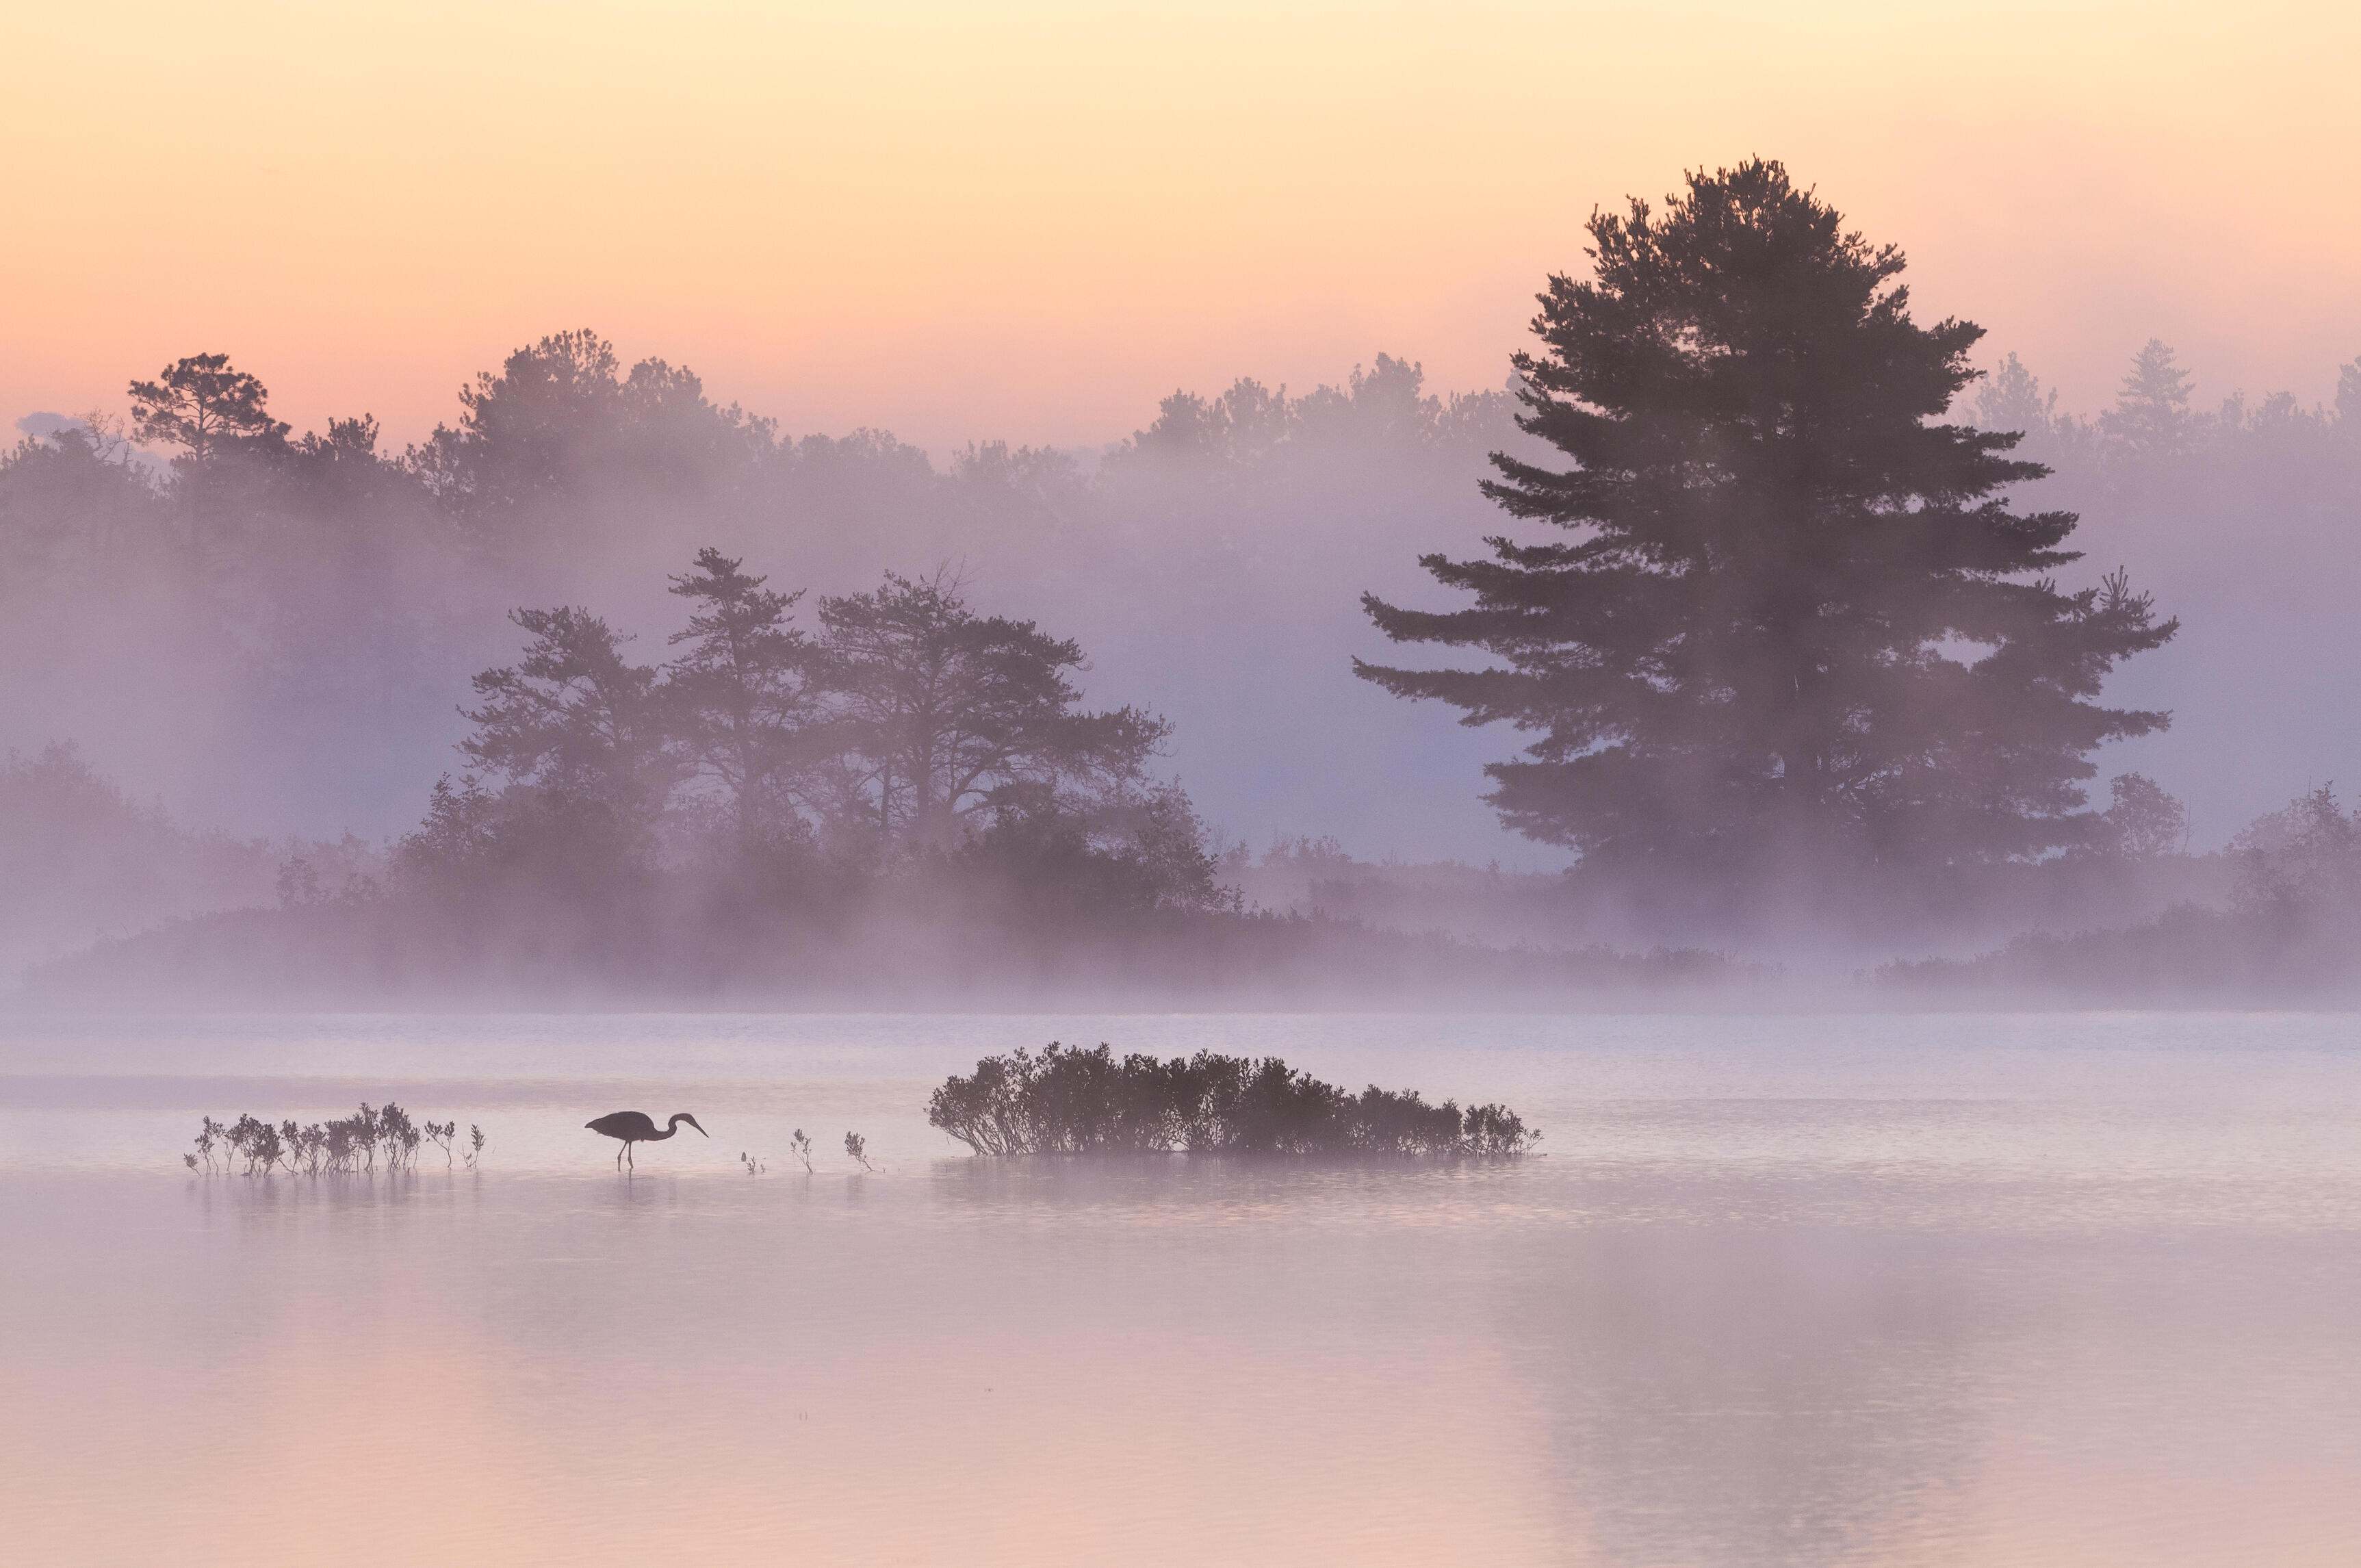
[{"left": 5, "top": 1012, "right": 2356, "bottom": 1566}]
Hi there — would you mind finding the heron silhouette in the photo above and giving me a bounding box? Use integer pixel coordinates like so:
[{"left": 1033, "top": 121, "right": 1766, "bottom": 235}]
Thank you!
[{"left": 586, "top": 1111, "right": 708, "bottom": 1170}]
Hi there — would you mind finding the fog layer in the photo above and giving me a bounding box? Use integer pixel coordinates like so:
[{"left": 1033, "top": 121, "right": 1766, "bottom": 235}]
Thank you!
[{"left": 8, "top": 164, "right": 2361, "bottom": 999}]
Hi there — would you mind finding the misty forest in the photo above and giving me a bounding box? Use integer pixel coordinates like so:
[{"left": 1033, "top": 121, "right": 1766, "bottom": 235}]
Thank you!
[{"left": 10, "top": 161, "right": 2361, "bottom": 1004}]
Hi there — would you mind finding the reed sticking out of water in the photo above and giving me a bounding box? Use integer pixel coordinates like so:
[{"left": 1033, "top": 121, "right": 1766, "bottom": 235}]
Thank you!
[
  {"left": 184, "top": 1103, "right": 485, "bottom": 1175},
  {"left": 927, "top": 1043, "right": 1538, "bottom": 1157}
]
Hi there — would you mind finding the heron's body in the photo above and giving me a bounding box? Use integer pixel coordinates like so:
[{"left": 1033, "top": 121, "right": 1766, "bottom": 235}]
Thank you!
[{"left": 586, "top": 1110, "right": 708, "bottom": 1169}]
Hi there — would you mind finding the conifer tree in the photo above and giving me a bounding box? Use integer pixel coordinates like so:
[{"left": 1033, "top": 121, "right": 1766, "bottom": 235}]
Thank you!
[
  {"left": 127, "top": 352, "right": 289, "bottom": 466},
  {"left": 1357, "top": 159, "right": 2177, "bottom": 888},
  {"left": 127, "top": 351, "right": 291, "bottom": 556},
  {"left": 2100, "top": 339, "right": 2196, "bottom": 459},
  {"left": 459, "top": 606, "right": 682, "bottom": 834},
  {"left": 665, "top": 547, "right": 827, "bottom": 845}
]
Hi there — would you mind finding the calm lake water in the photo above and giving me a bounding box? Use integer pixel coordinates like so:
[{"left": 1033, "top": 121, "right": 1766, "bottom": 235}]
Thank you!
[{"left": 3, "top": 1011, "right": 2357, "bottom": 1567}]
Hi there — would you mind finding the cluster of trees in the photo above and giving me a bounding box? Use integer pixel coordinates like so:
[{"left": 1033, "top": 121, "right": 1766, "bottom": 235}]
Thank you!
[
  {"left": 1976, "top": 338, "right": 2361, "bottom": 486},
  {"left": 925, "top": 1042, "right": 1537, "bottom": 1157},
  {"left": 1964, "top": 333, "right": 2361, "bottom": 876},
  {"left": 0, "top": 331, "right": 1517, "bottom": 857},
  {"left": 396, "top": 552, "right": 1227, "bottom": 918}
]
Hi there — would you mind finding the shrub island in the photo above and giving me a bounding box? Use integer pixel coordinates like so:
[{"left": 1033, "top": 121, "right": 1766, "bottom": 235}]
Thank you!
[{"left": 926, "top": 1042, "right": 1538, "bottom": 1157}]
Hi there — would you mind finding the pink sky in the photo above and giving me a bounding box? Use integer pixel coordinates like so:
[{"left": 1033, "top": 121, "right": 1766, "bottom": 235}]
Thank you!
[{"left": 6, "top": 1, "right": 2357, "bottom": 452}]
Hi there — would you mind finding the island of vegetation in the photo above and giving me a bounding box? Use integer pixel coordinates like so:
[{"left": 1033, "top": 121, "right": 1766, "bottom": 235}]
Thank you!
[{"left": 926, "top": 1043, "right": 1537, "bottom": 1157}]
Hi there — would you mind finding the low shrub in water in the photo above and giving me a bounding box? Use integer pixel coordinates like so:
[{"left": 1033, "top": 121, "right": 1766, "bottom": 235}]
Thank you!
[
  {"left": 926, "top": 1042, "right": 1538, "bottom": 1157},
  {"left": 185, "top": 1103, "right": 484, "bottom": 1175}
]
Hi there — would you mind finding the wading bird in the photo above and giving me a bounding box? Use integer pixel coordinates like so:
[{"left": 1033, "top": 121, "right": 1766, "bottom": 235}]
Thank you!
[{"left": 586, "top": 1111, "right": 708, "bottom": 1170}]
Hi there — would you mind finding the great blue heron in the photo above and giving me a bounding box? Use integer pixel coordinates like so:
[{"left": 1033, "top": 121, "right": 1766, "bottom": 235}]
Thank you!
[{"left": 586, "top": 1111, "right": 708, "bottom": 1170}]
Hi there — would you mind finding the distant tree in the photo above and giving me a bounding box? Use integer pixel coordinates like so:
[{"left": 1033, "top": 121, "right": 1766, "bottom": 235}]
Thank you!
[
  {"left": 127, "top": 352, "right": 292, "bottom": 555},
  {"left": 0, "top": 417, "right": 165, "bottom": 580},
  {"left": 949, "top": 441, "right": 1087, "bottom": 517},
  {"left": 1358, "top": 159, "right": 2178, "bottom": 891},
  {"left": 1112, "top": 356, "right": 1512, "bottom": 478},
  {"left": 2100, "top": 339, "right": 2196, "bottom": 460},
  {"left": 959, "top": 778, "right": 1229, "bottom": 914},
  {"left": 815, "top": 571, "right": 1170, "bottom": 853},
  {"left": 2229, "top": 785, "right": 2361, "bottom": 921},
  {"left": 665, "top": 547, "right": 828, "bottom": 847},
  {"left": 292, "top": 414, "right": 383, "bottom": 467},
  {"left": 407, "top": 329, "right": 622, "bottom": 526},
  {"left": 407, "top": 329, "right": 766, "bottom": 542},
  {"left": 2095, "top": 772, "right": 2189, "bottom": 858},
  {"left": 1106, "top": 784, "right": 1230, "bottom": 910},
  {"left": 127, "top": 352, "right": 289, "bottom": 467},
  {"left": 1974, "top": 353, "right": 2061, "bottom": 445},
  {"left": 1263, "top": 833, "right": 1353, "bottom": 873},
  {"left": 1295, "top": 355, "right": 1446, "bottom": 451},
  {"left": 393, "top": 771, "right": 650, "bottom": 905},
  {"left": 1120, "top": 381, "right": 1302, "bottom": 472},
  {"left": 270, "top": 413, "right": 428, "bottom": 562},
  {"left": 458, "top": 607, "right": 683, "bottom": 836}
]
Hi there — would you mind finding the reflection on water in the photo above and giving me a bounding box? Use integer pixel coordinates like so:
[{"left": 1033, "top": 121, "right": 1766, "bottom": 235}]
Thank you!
[{"left": 3, "top": 1012, "right": 2358, "bottom": 1567}]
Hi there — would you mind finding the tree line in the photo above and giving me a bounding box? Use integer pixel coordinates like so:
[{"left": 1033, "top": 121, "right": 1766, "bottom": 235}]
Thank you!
[
  {"left": 10, "top": 155, "right": 2361, "bottom": 986},
  {"left": 0, "top": 329, "right": 1517, "bottom": 858}
]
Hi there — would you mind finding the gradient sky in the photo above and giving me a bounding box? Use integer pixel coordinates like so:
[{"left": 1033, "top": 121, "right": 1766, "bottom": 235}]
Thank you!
[{"left": 6, "top": 1, "right": 2358, "bottom": 452}]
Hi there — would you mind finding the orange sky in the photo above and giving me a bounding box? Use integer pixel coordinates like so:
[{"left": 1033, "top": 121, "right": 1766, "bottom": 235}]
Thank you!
[{"left": 5, "top": 0, "right": 2358, "bottom": 453}]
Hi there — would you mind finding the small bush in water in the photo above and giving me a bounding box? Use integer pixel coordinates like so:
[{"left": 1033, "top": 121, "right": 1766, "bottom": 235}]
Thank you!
[
  {"left": 185, "top": 1103, "right": 476, "bottom": 1176},
  {"left": 927, "top": 1042, "right": 1538, "bottom": 1157}
]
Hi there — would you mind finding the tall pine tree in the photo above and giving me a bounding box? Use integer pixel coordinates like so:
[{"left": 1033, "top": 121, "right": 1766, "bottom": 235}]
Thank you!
[{"left": 1357, "top": 160, "right": 2176, "bottom": 890}]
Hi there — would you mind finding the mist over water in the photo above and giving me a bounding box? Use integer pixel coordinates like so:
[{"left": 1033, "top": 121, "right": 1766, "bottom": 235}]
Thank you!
[{"left": 6, "top": 1011, "right": 2358, "bottom": 1567}]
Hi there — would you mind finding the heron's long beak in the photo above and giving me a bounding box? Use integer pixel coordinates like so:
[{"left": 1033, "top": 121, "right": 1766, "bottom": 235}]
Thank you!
[{"left": 682, "top": 1114, "right": 709, "bottom": 1137}]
